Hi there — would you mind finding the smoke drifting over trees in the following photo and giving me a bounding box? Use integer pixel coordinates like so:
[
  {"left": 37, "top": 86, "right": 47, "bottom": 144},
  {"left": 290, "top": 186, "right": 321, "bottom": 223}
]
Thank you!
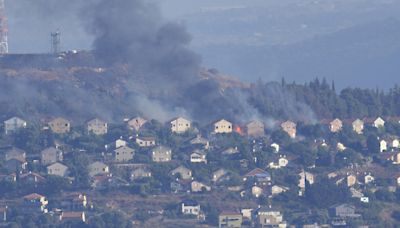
[{"left": 0, "top": 0, "right": 318, "bottom": 124}]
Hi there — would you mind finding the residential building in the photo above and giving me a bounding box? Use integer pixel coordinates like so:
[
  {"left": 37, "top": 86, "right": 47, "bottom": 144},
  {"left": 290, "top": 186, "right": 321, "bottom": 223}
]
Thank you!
[
  {"left": 114, "top": 146, "right": 135, "bottom": 162},
  {"left": 4, "top": 117, "right": 27, "bottom": 134},
  {"left": 20, "top": 172, "right": 46, "bottom": 184},
  {"left": 212, "top": 169, "right": 228, "bottom": 182},
  {"left": 380, "top": 139, "right": 388, "bottom": 152},
  {"left": 190, "top": 150, "right": 207, "bottom": 163},
  {"left": 4, "top": 158, "right": 27, "bottom": 173},
  {"left": 191, "top": 181, "right": 211, "bottom": 192},
  {"left": 222, "top": 147, "right": 239, "bottom": 155},
  {"left": 364, "top": 173, "right": 374, "bottom": 184},
  {"left": 330, "top": 204, "right": 360, "bottom": 218},
  {"left": 298, "top": 171, "right": 315, "bottom": 189},
  {"left": 213, "top": 119, "right": 233, "bottom": 134},
  {"left": 337, "top": 142, "right": 346, "bottom": 152},
  {"left": 268, "top": 155, "right": 289, "bottom": 169},
  {"left": 244, "top": 168, "right": 271, "bottom": 183},
  {"left": 5, "top": 147, "right": 26, "bottom": 161},
  {"left": 4, "top": 147, "right": 27, "bottom": 172},
  {"left": 48, "top": 117, "right": 71, "bottom": 134},
  {"left": 23, "top": 193, "right": 48, "bottom": 213},
  {"left": 88, "top": 162, "right": 109, "bottom": 177},
  {"left": 281, "top": 121, "right": 297, "bottom": 138},
  {"left": 347, "top": 174, "right": 357, "bottom": 187},
  {"left": 254, "top": 207, "right": 287, "bottom": 228},
  {"left": 60, "top": 193, "right": 87, "bottom": 211},
  {"left": 171, "top": 166, "right": 192, "bottom": 180},
  {"left": 352, "top": 119, "right": 364, "bottom": 134},
  {"left": 130, "top": 167, "right": 152, "bottom": 180},
  {"left": 47, "top": 162, "right": 68, "bottom": 177},
  {"left": 373, "top": 117, "right": 385, "bottom": 128},
  {"left": 152, "top": 146, "right": 172, "bottom": 162},
  {"left": 115, "top": 139, "right": 127, "bottom": 149},
  {"left": 128, "top": 117, "right": 147, "bottom": 132},
  {"left": 329, "top": 118, "right": 343, "bottom": 133},
  {"left": 60, "top": 211, "right": 86, "bottom": 223},
  {"left": 219, "top": 211, "right": 242, "bottom": 228},
  {"left": 246, "top": 120, "right": 265, "bottom": 138},
  {"left": 87, "top": 118, "right": 108, "bottom": 135},
  {"left": 392, "top": 139, "right": 400, "bottom": 148},
  {"left": 136, "top": 136, "right": 156, "bottom": 147},
  {"left": 170, "top": 117, "right": 191, "bottom": 134},
  {"left": 181, "top": 200, "right": 201, "bottom": 216},
  {"left": 271, "top": 185, "right": 290, "bottom": 196},
  {"left": 40, "top": 147, "right": 63, "bottom": 166},
  {"left": 189, "top": 134, "right": 210, "bottom": 150}
]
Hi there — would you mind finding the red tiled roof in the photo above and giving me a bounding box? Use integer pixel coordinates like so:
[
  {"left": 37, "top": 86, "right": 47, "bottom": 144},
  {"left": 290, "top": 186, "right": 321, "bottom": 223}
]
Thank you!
[
  {"left": 20, "top": 172, "right": 46, "bottom": 181},
  {"left": 245, "top": 168, "right": 267, "bottom": 177},
  {"left": 61, "top": 211, "right": 84, "bottom": 219},
  {"left": 24, "top": 193, "right": 45, "bottom": 200}
]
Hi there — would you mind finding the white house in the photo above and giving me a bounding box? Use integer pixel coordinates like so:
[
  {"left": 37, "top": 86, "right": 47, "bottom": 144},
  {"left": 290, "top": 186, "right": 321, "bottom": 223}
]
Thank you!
[
  {"left": 115, "top": 139, "right": 127, "bottom": 149},
  {"left": 190, "top": 150, "right": 207, "bottom": 163},
  {"left": 191, "top": 181, "right": 211, "bottom": 192},
  {"left": 4, "top": 117, "right": 27, "bottom": 134},
  {"left": 89, "top": 162, "right": 110, "bottom": 177},
  {"left": 352, "top": 119, "right": 364, "bottom": 134},
  {"left": 271, "top": 185, "right": 289, "bottom": 196},
  {"left": 213, "top": 119, "right": 232, "bottom": 134},
  {"left": 373, "top": 117, "right": 385, "bottom": 128},
  {"left": 87, "top": 118, "right": 108, "bottom": 135},
  {"left": 364, "top": 173, "right": 375, "bottom": 184},
  {"left": 380, "top": 139, "right": 388, "bottom": 153},
  {"left": 392, "top": 139, "right": 400, "bottom": 148},
  {"left": 170, "top": 117, "right": 191, "bottom": 134},
  {"left": 181, "top": 200, "right": 201, "bottom": 216},
  {"left": 269, "top": 156, "right": 288, "bottom": 169},
  {"left": 136, "top": 137, "right": 156, "bottom": 147},
  {"left": 47, "top": 162, "right": 68, "bottom": 177}
]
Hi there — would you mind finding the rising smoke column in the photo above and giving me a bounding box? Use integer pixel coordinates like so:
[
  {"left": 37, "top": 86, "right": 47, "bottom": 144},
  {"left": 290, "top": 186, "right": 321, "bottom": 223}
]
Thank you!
[{"left": 82, "top": 0, "right": 201, "bottom": 89}]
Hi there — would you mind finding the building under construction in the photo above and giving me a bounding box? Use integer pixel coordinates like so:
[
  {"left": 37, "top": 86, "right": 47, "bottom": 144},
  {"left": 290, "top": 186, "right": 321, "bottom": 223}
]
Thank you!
[{"left": 0, "top": 0, "right": 8, "bottom": 54}]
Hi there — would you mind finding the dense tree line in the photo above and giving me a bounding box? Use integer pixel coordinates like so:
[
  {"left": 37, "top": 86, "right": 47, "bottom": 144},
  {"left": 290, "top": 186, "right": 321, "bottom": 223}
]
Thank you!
[{"left": 248, "top": 78, "right": 400, "bottom": 120}]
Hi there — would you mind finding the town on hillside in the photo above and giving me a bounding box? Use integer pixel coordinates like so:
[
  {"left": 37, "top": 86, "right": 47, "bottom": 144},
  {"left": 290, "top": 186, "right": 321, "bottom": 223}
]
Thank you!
[{"left": 0, "top": 114, "right": 400, "bottom": 227}]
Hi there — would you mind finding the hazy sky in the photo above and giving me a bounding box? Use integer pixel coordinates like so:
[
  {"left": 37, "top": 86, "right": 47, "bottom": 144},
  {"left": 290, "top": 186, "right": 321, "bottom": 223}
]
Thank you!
[
  {"left": 4, "top": 0, "right": 268, "bottom": 53},
  {"left": 4, "top": 0, "right": 400, "bottom": 88}
]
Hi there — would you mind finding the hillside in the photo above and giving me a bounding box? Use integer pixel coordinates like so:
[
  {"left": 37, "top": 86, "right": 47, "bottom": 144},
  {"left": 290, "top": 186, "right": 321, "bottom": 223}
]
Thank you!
[
  {"left": 0, "top": 52, "right": 251, "bottom": 124},
  {"left": 198, "top": 18, "right": 400, "bottom": 89}
]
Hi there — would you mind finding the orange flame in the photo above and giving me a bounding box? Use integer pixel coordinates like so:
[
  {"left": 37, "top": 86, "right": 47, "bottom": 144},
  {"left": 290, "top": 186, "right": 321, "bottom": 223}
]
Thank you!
[{"left": 234, "top": 126, "right": 243, "bottom": 135}]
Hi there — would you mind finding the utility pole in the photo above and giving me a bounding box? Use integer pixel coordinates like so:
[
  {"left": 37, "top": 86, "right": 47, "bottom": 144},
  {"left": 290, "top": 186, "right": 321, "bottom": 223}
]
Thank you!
[
  {"left": 51, "top": 30, "right": 61, "bottom": 54},
  {"left": 0, "top": 0, "right": 9, "bottom": 54}
]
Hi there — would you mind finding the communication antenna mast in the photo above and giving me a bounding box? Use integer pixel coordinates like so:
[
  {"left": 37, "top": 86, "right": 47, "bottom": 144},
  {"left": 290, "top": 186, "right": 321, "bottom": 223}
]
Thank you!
[
  {"left": 51, "top": 30, "right": 61, "bottom": 54},
  {"left": 0, "top": 0, "right": 9, "bottom": 54}
]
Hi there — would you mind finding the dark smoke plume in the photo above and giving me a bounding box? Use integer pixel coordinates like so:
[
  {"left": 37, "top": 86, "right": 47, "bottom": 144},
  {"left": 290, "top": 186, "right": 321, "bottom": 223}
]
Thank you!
[
  {"left": 0, "top": 0, "right": 316, "bottom": 125},
  {"left": 82, "top": 0, "right": 201, "bottom": 89}
]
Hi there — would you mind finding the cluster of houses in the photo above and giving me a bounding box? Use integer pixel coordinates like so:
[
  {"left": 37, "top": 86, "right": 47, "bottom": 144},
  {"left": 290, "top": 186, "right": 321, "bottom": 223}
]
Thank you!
[
  {"left": 0, "top": 192, "right": 88, "bottom": 224},
  {"left": 1, "top": 115, "right": 400, "bottom": 226}
]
